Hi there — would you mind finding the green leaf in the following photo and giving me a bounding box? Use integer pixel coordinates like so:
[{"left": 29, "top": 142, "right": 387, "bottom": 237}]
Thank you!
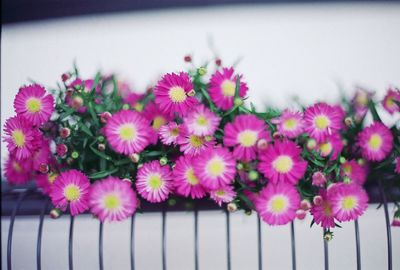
[
  {"left": 234, "top": 75, "right": 240, "bottom": 98},
  {"left": 78, "top": 122, "right": 93, "bottom": 137},
  {"left": 91, "top": 72, "right": 102, "bottom": 93},
  {"left": 237, "top": 193, "right": 255, "bottom": 210},
  {"left": 88, "top": 167, "right": 119, "bottom": 179},
  {"left": 89, "top": 144, "right": 112, "bottom": 160},
  {"left": 113, "top": 158, "right": 131, "bottom": 166},
  {"left": 310, "top": 219, "right": 315, "bottom": 228},
  {"left": 368, "top": 101, "right": 382, "bottom": 122},
  {"left": 87, "top": 101, "right": 100, "bottom": 127}
]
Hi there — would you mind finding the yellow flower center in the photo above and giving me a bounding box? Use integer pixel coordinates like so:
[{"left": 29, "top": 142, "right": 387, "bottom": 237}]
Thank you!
[
  {"left": 189, "top": 135, "right": 204, "bottom": 148},
  {"left": 12, "top": 162, "right": 22, "bottom": 173},
  {"left": 152, "top": 116, "right": 166, "bottom": 130},
  {"left": 319, "top": 142, "right": 332, "bottom": 156},
  {"left": 118, "top": 124, "right": 137, "bottom": 141},
  {"left": 134, "top": 102, "right": 144, "bottom": 112},
  {"left": 206, "top": 157, "right": 225, "bottom": 177},
  {"left": 314, "top": 115, "right": 330, "bottom": 130},
  {"left": 170, "top": 127, "right": 180, "bottom": 136},
  {"left": 283, "top": 118, "right": 297, "bottom": 130},
  {"left": 148, "top": 174, "right": 163, "bottom": 190},
  {"left": 273, "top": 155, "right": 293, "bottom": 173},
  {"left": 196, "top": 115, "right": 208, "bottom": 126},
  {"left": 48, "top": 173, "right": 58, "bottom": 184},
  {"left": 26, "top": 97, "right": 42, "bottom": 113},
  {"left": 356, "top": 93, "right": 368, "bottom": 106},
  {"left": 64, "top": 185, "right": 81, "bottom": 201},
  {"left": 368, "top": 134, "right": 382, "bottom": 150},
  {"left": 221, "top": 80, "right": 236, "bottom": 97},
  {"left": 341, "top": 196, "right": 357, "bottom": 210},
  {"left": 386, "top": 97, "right": 394, "bottom": 107},
  {"left": 323, "top": 202, "right": 333, "bottom": 216},
  {"left": 185, "top": 168, "right": 199, "bottom": 185},
  {"left": 215, "top": 190, "right": 225, "bottom": 196},
  {"left": 12, "top": 130, "right": 26, "bottom": 147},
  {"left": 269, "top": 195, "right": 288, "bottom": 214},
  {"left": 238, "top": 130, "right": 258, "bottom": 147},
  {"left": 103, "top": 194, "right": 121, "bottom": 210},
  {"left": 169, "top": 86, "right": 187, "bottom": 103}
]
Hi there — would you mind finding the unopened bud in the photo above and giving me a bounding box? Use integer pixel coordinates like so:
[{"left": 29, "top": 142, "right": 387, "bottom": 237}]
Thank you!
[
  {"left": 66, "top": 157, "right": 74, "bottom": 165},
  {"left": 187, "top": 89, "right": 196, "bottom": 97},
  {"left": 343, "top": 176, "right": 352, "bottom": 184},
  {"left": 72, "top": 96, "right": 84, "bottom": 109},
  {"left": 50, "top": 208, "right": 62, "bottom": 219},
  {"left": 245, "top": 210, "right": 252, "bottom": 216},
  {"left": 313, "top": 195, "right": 323, "bottom": 206},
  {"left": 71, "top": 151, "right": 79, "bottom": 159},
  {"left": 56, "top": 144, "right": 68, "bottom": 157},
  {"left": 307, "top": 139, "right": 317, "bottom": 150},
  {"left": 98, "top": 143, "right": 106, "bottom": 151},
  {"left": 257, "top": 139, "right": 268, "bottom": 150},
  {"left": 236, "top": 163, "right": 244, "bottom": 170},
  {"left": 61, "top": 73, "right": 70, "bottom": 82},
  {"left": 357, "top": 158, "right": 365, "bottom": 166},
  {"left": 227, "top": 203, "right": 237, "bottom": 213},
  {"left": 215, "top": 58, "right": 222, "bottom": 66},
  {"left": 324, "top": 231, "right": 334, "bottom": 241},
  {"left": 39, "top": 163, "right": 49, "bottom": 174},
  {"left": 344, "top": 117, "right": 354, "bottom": 127},
  {"left": 248, "top": 170, "right": 259, "bottom": 181},
  {"left": 300, "top": 199, "right": 311, "bottom": 210},
  {"left": 339, "top": 157, "right": 346, "bottom": 164},
  {"left": 234, "top": 98, "right": 243, "bottom": 106},
  {"left": 296, "top": 209, "right": 307, "bottom": 220},
  {"left": 273, "top": 131, "right": 282, "bottom": 140},
  {"left": 122, "top": 104, "right": 130, "bottom": 110},
  {"left": 198, "top": 67, "right": 207, "bottom": 76},
  {"left": 100, "top": 112, "right": 112, "bottom": 124},
  {"left": 60, "top": 127, "right": 71, "bottom": 138},
  {"left": 184, "top": 55, "right": 192, "bottom": 62},
  {"left": 168, "top": 198, "right": 177, "bottom": 206},
  {"left": 129, "top": 153, "right": 140, "bottom": 163},
  {"left": 159, "top": 157, "right": 168, "bottom": 166},
  {"left": 97, "top": 136, "right": 105, "bottom": 142}
]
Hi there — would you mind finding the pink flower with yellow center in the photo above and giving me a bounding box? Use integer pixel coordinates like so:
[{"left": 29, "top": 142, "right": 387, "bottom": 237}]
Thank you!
[
  {"left": 154, "top": 72, "right": 199, "bottom": 117},
  {"left": 357, "top": 122, "right": 393, "bottom": 161},
  {"left": 304, "top": 103, "right": 344, "bottom": 142},
  {"left": 177, "top": 127, "right": 215, "bottom": 156},
  {"left": 208, "top": 67, "right": 248, "bottom": 110},
  {"left": 310, "top": 191, "right": 336, "bottom": 229},
  {"left": 123, "top": 92, "right": 145, "bottom": 111},
  {"left": 184, "top": 104, "right": 221, "bottom": 136},
  {"left": 255, "top": 182, "right": 300, "bottom": 225},
  {"left": 382, "top": 88, "right": 400, "bottom": 115},
  {"left": 271, "top": 110, "right": 305, "bottom": 138},
  {"left": 317, "top": 133, "right": 343, "bottom": 160},
  {"left": 136, "top": 161, "right": 173, "bottom": 203},
  {"left": 50, "top": 170, "right": 91, "bottom": 216},
  {"left": 4, "top": 155, "right": 32, "bottom": 185},
  {"left": 223, "top": 114, "right": 270, "bottom": 161},
  {"left": 258, "top": 140, "right": 307, "bottom": 185},
  {"left": 193, "top": 146, "right": 236, "bottom": 190},
  {"left": 14, "top": 84, "right": 54, "bottom": 126},
  {"left": 328, "top": 183, "right": 368, "bottom": 222},
  {"left": 104, "top": 110, "right": 151, "bottom": 155},
  {"left": 209, "top": 185, "right": 236, "bottom": 206},
  {"left": 159, "top": 122, "right": 182, "bottom": 146},
  {"left": 35, "top": 171, "right": 59, "bottom": 195},
  {"left": 142, "top": 102, "right": 173, "bottom": 144},
  {"left": 341, "top": 160, "right": 367, "bottom": 185},
  {"left": 89, "top": 176, "right": 138, "bottom": 222}
]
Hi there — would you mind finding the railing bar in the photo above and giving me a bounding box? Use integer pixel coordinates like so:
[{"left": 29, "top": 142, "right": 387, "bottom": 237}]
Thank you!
[
  {"left": 290, "top": 221, "right": 297, "bottom": 270},
  {"left": 257, "top": 216, "right": 262, "bottom": 270},
  {"left": 162, "top": 210, "right": 167, "bottom": 270},
  {"left": 323, "top": 229, "right": 329, "bottom": 270},
  {"left": 379, "top": 180, "right": 392, "bottom": 270},
  {"left": 354, "top": 219, "right": 361, "bottom": 270},
  {"left": 194, "top": 208, "right": 199, "bottom": 270},
  {"left": 7, "top": 191, "right": 28, "bottom": 270},
  {"left": 37, "top": 199, "right": 49, "bottom": 270},
  {"left": 68, "top": 215, "right": 75, "bottom": 270},
  {"left": 130, "top": 215, "right": 135, "bottom": 270},
  {"left": 99, "top": 222, "right": 104, "bottom": 270},
  {"left": 226, "top": 211, "right": 231, "bottom": 270}
]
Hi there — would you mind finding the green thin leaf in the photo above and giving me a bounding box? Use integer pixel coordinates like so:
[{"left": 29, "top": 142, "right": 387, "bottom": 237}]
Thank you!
[
  {"left": 89, "top": 144, "right": 112, "bottom": 160},
  {"left": 87, "top": 102, "right": 100, "bottom": 127},
  {"left": 368, "top": 101, "right": 382, "bottom": 122},
  {"left": 78, "top": 122, "right": 93, "bottom": 137},
  {"left": 88, "top": 167, "right": 119, "bottom": 179}
]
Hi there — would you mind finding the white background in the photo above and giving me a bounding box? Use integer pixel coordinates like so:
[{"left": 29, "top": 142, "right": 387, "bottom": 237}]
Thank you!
[{"left": 1, "top": 2, "right": 400, "bottom": 269}]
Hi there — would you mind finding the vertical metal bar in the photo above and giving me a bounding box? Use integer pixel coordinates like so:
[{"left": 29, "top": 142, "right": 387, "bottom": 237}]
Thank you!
[
  {"left": 354, "top": 220, "right": 361, "bottom": 270},
  {"left": 37, "top": 199, "right": 49, "bottom": 270},
  {"left": 130, "top": 215, "right": 135, "bottom": 270},
  {"left": 99, "top": 222, "right": 104, "bottom": 270},
  {"left": 323, "top": 230, "right": 329, "bottom": 270},
  {"left": 226, "top": 211, "right": 231, "bottom": 270},
  {"left": 162, "top": 210, "right": 167, "bottom": 270},
  {"left": 290, "top": 221, "right": 297, "bottom": 270},
  {"left": 257, "top": 216, "right": 262, "bottom": 270},
  {"left": 68, "top": 215, "right": 75, "bottom": 270},
  {"left": 379, "top": 180, "right": 392, "bottom": 270},
  {"left": 194, "top": 209, "right": 199, "bottom": 270},
  {"left": 7, "top": 191, "right": 27, "bottom": 270}
]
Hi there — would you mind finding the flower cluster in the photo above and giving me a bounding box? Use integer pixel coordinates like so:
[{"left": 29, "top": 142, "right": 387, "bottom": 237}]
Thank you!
[{"left": 3, "top": 59, "right": 400, "bottom": 234}]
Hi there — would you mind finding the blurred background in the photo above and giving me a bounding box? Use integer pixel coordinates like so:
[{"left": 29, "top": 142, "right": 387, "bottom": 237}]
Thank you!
[{"left": 1, "top": 1, "right": 400, "bottom": 269}]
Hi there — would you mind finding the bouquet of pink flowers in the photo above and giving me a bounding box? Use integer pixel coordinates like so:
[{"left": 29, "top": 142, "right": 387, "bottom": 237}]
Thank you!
[{"left": 3, "top": 58, "right": 400, "bottom": 237}]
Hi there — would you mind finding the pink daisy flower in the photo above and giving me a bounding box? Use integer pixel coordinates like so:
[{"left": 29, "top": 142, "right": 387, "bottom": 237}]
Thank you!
[
  {"left": 123, "top": 92, "right": 146, "bottom": 111},
  {"left": 3, "top": 115, "right": 41, "bottom": 160},
  {"left": 14, "top": 84, "right": 54, "bottom": 126},
  {"left": 271, "top": 110, "right": 305, "bottom": 138},
  {"left": 177, "top": 127, "right": 215, "bottom": 156},
  {"left": 104, "top": 110, "right": 151, "bottom": 155},
  {"left": 223, "top": 114, "right": 270, "bottom": 161},
  {"left": 341, "top": 160, "right": 367, "bottom": 185},
  {"left": 136, "top": 161, "right": 173, "bottom": 203},
  {"left": 4, "top": 155, "right": 32, "bottom": 185},
  {"left": 208, "top": 67, "right": 248, "bottom": 110},
  {"left": 35, "top": 171, "right": 59, "bottom": 195},
  {"left": 304, "top": 103, "right": 344, "bottom": 142},
  {"left": 382, "top": 88, "right": 400, "bottom": 114},
  {"left": 172, "top": 155, "right": 207, "bottom": 199},
  {"left": 154, "top": 72, "right": 198, "bottom": 117},
  {"left": 50, "top": 170, "right": 91, "bottom": 216},
  {"left": 209, "top": 185, "right": 236, "bottom": 206},
  {"left": 312, "top": 171, "right": 327, "bottom": 187},
  {"left": 89, "top": 176, "right": 138, "bottom": 222},
  {"left": 328, "top": 183, "right": 368, "bottom": 222},
  {"left": 317, "top": 133, "right": 343, "bottom": 160},
  {"left": 255, "top": 182, "right": 300, "bottom": 226},
  {"left": 357, "top": 122, "right": 393, "bottom": 162},
  {"left": 159, "top": 122, "right": 182, "bottom": 145},
  {"left": 193, "top": 146, "right": 236, "bottom": 190},
  {"left": 310, "top": 191, "right": 336, "bottom": 229},
  {"left": 32, "top": 140, "right": 51, "bottom": 171},
  {"left": 395, "top": 157, "right": 400, "bottom": 174},
  {"left": 184, "top": 104, "right": 221, "bottom": 136},
  {"left": 142, "top": 102, "right": 173, "bottom": 144},
  {"left": 258, "top": 140, "right": 307, "bottom": 185}
]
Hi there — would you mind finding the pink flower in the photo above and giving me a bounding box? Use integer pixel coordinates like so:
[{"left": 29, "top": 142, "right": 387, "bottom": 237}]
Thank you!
[
  {"left": 56, "top": 144, "right": 68, "bottom": 157},
  {"left": 14, "top": 84, "right": 54, "bottom": 126},
  {"left": 104, "top": 110, "right": 151, "bottom": 155},
  {"left": 312, "top": 172, "right": 327, "bottom": 187},
  {"left": 395, "top": 157, "right": 400, "bottom": 174},
  {"left": 255, "top": 182, "right": 300, "bottom": 225},
  {"left": 184, "top": 104, "right": 220, "bottom": 136},
  {"left": 89, "top": 176, "right": 138, "bottom": 222},
  {"left": 328, "top": 183, "right": 368, "bottom": 222},
  {"left": 341, "top": 160, "right": 367, "bottom": 185},
  {"left": 392, "top": 209, "right": 400, "bottom": 227},
  {"left": 317, "top": 133, "right": 343, "bottom": 160},
  {"left": 310, "top": 191, "right": 336, "bottom": 229},
  {"left": 4, "top": 155, "right": 32, "bottom": 185},
  {"left": 358, "top": 122, "right": 393, "bottom": 161},
  {"left": 35, "top": 171, "right": 59, "bottom": 195},
  {"left": 142, "top": 102, "right": 173, "bottom": 144},
  {"left": 32, "top": 140, "right": 51, "bottom": 171},
  {"left": 258, "top": 139, "right": 307, "bottom": 185},
  {"left": 271, "top": 110, "right": 305, "bottom": 138},
  {"left": 193, "top": 146, "right": 236, "bottom": 190},
  {"left": 154, "top": 72, "right": 198, "bottom": 117},
  {"left": 209, "top": 67, "right": 248, "bottom": 110},
  {"left": 50, "top": 170, "right": 91, "bottom": 216},
  {"left": 70, "top": 78, "right": 101, "bottom": 94},
  {"left": 172, "top": 155, "right": 207, "bottom": 199},
  {"left": 177, "top": 127, "right": 215, "bottom": 156},
  {"left": 159, "top": 122, "right": 182, "bottom": 146},
  {"left": 209, "top": 185, "right": 236, "bottom": 206},
  {"left": 136, "top": 161, "right": 173, "bottom": 203},
  {"left": 123, "top": 92, "right": 145, "bottom": 108},
  {"left": 304, "top": 103, "right": 344, "bottom": 142},
  {"left": 3, "top": 115, "right": 41, "bottom": 160},
  {"left": 382, "top": 88, "right": 400, "bottom": 114},
  {"left": 223, "top": 114, "right": 270, "bottom": 161},
  {"left": 351, "top": 88, "right": 374, "bottom": 122}
]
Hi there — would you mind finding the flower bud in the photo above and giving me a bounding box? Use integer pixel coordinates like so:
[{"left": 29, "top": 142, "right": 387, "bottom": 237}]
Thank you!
[
  {"left": 312, "top": 171, "right": 327, "bottom": 187},
  {"left": 343, "top": 176, "right": 351, "bottom": 184},
  {"left": 159, "top": 157, "right": 168, "bottom": 166},
  {"left": 66, "top": 157, "right": 74, "bottom": 165},
  {"left": 227, "top": 203, "right": 237, "bottom": 213},
  {"left": 339, "top": 156, "right": 346, "bottom": 164},
  {"left": 234, "top": 98, "right": 243, "bottom": 106},
  {"left": 357, "top": 158, "right": 365, "bottom": 166},
  {"left": 61, "top": 73, "right": 70, "bottom": 82},
  {"left": 257, "top": 139, "right": 268, "bottom": 150},
  {"left": 187, "top": 89, "right": 196, "bottom": 97},
  {"left": 215, "top": 58, "right": 222, "bottom": 66},
  {"left": 245, "top": 210, "right": 252, "bottom": 216},
  {"left": 60, "top": 127, "right": 71, "bottom": 138},
  {"left": 313, "top": 195, "right": 323, "bottom": 206},
  {"left": 133, "top": 103, "right": 144, "bottom": 112},
  {"left": 72, "top": 95, "right": 84, "bottom": 109},
  {"left": 344, "top": 117, "right": 354, "bottom": 127},
  {"left": 98, "top": 143, "right": 106, "bottom": 151},
  {"left": 168, "top": 198, "right": 177, "bottom": 206},
  {"left": 184, "top": 55, "right": 192, "bottom": 62},
  {"left": 97, "top": 136, "right": 105, "bottom": 143},
  {"left": 198, "top": 67, "right": 207, "bottom": 76},
  {"left": 39, "top": 163, "right": 49, "bottom": 174},
  {"left": 236, "top": 163, "right": 244, "bottom": 170},
  {"left": 71, "top": 151, "right": 79, "bottom": 159},
  {"left": 306, "top": 139, "right": 317, "bottom": 150},
  {"left": 56, "top": 144, "right": 68, "bottom": 157},
  {"left": 100, "top": 112, "right": 112, "bottom": 124},
  {"left": 122, "top": 178, "right": 132, "bottom": 182},
  {"left": 129, "top": 153, "right": 140, "bottom": 163},
  {"left": 248, "top": 170, "right": 259, "bottom": 181},
  {"left": 296, "top": 209, "right": 306, "bottom": 220},
  {"left": 300, "top": 199, "right": 311, "bottom": 210},
  {"left": 50, "top": 208, "right": 62, "bottom": 219},
  {"left": 323, "top": 231, "right": 334, "bottom": 241},
  {"left": 273, "top": 131, "right": 282, "bottom": 140},
  {"left": 122, "top": 104, "right": 130, "bottom": 110}
]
